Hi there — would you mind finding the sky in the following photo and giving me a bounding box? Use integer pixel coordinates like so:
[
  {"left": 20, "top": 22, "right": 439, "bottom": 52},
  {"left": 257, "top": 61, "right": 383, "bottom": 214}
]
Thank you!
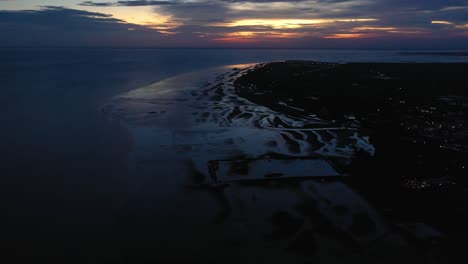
[{"left": 0, "top": 0, "right": 467, "bottom": 48}]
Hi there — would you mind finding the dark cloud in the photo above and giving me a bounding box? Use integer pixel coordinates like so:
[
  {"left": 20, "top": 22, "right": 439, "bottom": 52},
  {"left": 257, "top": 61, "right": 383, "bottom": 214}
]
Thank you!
[
  {"left": 347, "top": 0, "right": 468, "bottom": 29},
  {"left": 77, "top": 0, "right": 352, "bottom": 8},
  {"left": 1, "top": 1, "right": 467, "bottom": 48},
  {"left": 80, "top": 0, "right": 318, "bottom": 6},
  {"left": 117, "top": 0, "right": 176, "bottom": 5},
  {"left": 156, "top": 0, "right": 371, "bottom": 22},
  {"left": 79, "top": 0, "right": 178, "bottom": 6},
  {"left": 371, "top": 0, "right": 465, "bottom": 11},
  {"left": 159, "top": 2, "right": 230, "bottom": 23},
  {"left": 160, "top": 0, "right": 467, "bottom": 48},
  {"left": 77, "top": 0, "right": 468, "bottom": 25},
  {"left": 79, "top": 1, "right": 113, "bottom": 6},
  {"left": 0, "top": 6, "right": 171, "bottom": 47},
  {"left": 220, "top": 0, "right": 310, "bottom": 2}
]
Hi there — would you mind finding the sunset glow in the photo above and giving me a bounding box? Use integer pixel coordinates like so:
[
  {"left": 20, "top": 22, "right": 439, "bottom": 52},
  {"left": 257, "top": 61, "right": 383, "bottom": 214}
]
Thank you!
[
  {"left": 324, "top": 33, "right": 370, "bottom": 39},
  {"left": 213, "top": 31, "right": 308, "bottom": 42},
  {"left": 213, "top": 18, "right": 379, "bottom": 29},
  {"left": 0, "top": 1, "right": 466, "bottom": 48}
]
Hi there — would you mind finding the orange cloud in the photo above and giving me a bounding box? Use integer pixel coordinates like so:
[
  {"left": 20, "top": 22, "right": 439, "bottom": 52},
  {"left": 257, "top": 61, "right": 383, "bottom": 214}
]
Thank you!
[
  {"left": 323, "top": 33, "right": 370, "bottom": 39},
  {"left": 431, "top": 20, "right": 454, "bottom": 25},
  {"left": 211, "top": 18, "right": 378, "bottom": 29},
  {"left": 213, "top": 31, "right": 307, "bottom": 42}
]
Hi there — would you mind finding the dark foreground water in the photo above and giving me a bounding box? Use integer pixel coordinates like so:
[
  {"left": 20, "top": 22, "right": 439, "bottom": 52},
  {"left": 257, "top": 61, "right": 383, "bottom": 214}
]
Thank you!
[{"left": 1, "top": 48, "right": 467, "bottom": 263}]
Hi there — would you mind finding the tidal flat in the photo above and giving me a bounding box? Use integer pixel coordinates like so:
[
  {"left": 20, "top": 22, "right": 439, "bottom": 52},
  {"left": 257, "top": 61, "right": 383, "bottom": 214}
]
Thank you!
[{"left": 104, "top": 61, "right": 467, "bottom": 263}]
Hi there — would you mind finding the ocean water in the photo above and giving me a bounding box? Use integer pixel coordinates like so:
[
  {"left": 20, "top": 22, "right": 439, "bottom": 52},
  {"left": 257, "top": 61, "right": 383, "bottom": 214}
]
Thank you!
[{"left": 1, "top": 48, "right": 467, "bottom": 262}]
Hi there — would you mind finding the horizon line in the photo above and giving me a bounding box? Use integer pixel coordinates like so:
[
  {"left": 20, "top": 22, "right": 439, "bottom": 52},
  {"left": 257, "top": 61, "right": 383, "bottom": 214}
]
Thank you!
[{"left": 1, "top": 46, "right": 468, "bottom": 51}]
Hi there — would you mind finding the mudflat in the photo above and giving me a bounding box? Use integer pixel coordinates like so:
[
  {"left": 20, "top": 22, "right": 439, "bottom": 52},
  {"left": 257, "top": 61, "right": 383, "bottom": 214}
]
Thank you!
[{"left": 234, "top": 61, "right": 467, "bottom": 261}]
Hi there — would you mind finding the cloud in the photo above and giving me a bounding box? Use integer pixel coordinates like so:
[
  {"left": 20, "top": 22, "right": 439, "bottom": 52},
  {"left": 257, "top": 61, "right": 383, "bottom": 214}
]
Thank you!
[
  {"left": 0, "top": 6, "right": 172, "bottom": 47},
  {"left": 79, "top": 1, "right": 114, "bottom": 6},
  {"left": 143, "top": 0, "right": 467, "bottom": 47},
  {"left": 79, "top": 0, "right": 179, "bottom": 6},
  {"left": 77, "top": 0, "right": 468, "bottom": 27},
  {"left": 1, "top": 1, "right": 467, "bottom": 48},
  {"left": 79, "top": 0, "right": 319, "bottom": 6}
]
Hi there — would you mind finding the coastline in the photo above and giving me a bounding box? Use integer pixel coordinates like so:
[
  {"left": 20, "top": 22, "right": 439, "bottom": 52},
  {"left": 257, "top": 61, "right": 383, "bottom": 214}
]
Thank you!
[
  {"left": 104, "top": 60, "right": 467, "bottom": 262},
  {"left": 4, "top": 47, "right": 468, "bottom": 263}
]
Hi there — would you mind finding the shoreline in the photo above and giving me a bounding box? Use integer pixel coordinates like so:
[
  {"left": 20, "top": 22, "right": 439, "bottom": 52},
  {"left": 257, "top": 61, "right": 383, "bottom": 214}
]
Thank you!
[{"left": 101, "top": 60, "right": 468, "bottom": 263}]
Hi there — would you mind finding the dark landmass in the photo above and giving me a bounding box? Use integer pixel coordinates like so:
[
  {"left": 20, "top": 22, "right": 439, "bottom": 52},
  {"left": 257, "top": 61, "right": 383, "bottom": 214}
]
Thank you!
[
  {"left": 399, "top": 51, "right": 468, "bottom": 57},
  {"left": 234, "top": 61, "right": 468, "bottom": 262}
]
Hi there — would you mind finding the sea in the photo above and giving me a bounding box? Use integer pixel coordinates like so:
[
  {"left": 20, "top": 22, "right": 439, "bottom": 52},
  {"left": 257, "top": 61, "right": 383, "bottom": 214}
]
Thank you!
[{"left": 1, "top": 47, "right": 467, "bottom": 262}]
